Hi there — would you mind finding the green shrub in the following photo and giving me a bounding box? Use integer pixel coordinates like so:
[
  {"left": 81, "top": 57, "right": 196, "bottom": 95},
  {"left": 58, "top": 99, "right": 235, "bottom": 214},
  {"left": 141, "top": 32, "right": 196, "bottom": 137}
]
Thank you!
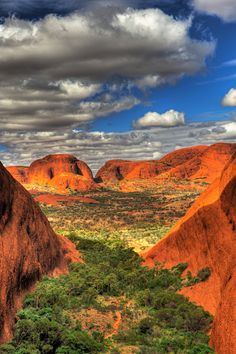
[
  {"left": 197, "top": 268, "right": 211, "bottom": 282},
  {"left": 0, "top": 235, "right": 213, "bottom": 353}
]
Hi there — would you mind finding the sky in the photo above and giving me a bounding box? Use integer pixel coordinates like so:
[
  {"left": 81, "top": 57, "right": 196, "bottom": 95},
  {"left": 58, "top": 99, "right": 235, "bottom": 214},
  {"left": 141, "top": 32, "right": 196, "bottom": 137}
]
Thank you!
[{"left": 0, "top": 0, "right": 236, "bottom": 172}]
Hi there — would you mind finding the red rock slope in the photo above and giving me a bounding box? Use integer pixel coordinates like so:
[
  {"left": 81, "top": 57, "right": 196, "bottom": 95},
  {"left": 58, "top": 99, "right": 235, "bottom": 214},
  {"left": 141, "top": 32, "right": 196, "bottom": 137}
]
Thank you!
[
  {"left": 96, "top": 146, "right": 205, "bottom": 183},
  {"left": 159, "top": 143, "right": 236, "bottom": 183},
  {"left": 96, "top": 144, "right": 236, "bottom": 187},
  {"left": 8, "top": 154, "right": 97, "bottom": 193},
  {"left": 6, "top": 166, "right": 29, "bottom": 184},
  {"left": 0, "top": 162, "right": 80, "bottom": 342},
  {"left": 144, "top": 155, "right": 236, "bottom": 354}
]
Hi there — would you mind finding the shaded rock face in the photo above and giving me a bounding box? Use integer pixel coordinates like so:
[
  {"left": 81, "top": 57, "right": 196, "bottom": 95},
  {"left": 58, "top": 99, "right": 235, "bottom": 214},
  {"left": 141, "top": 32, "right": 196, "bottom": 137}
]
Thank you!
[
  {"left": 144, "top": 155, "right": 236, "bottom": 354},
  {"left": 96, "top": 144, "right": 236, "bottom": 185},
  {"left": 95, "top": 160, "right": 139, "bottom": 183},
  {"left": 0, "top": 162, "right": 80, "bottom": 342}
]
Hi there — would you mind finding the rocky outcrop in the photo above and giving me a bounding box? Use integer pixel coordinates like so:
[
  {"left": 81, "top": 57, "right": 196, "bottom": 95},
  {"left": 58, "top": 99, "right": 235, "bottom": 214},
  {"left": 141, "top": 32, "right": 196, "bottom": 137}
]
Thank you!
[
  {"left": 7, "top": 154, "right": 97, "bottom": 193},
  {"left": 6, "top": 166, "right": 29, "bottom": 184},
  {"left": 7, "top": 144, "right": 236, "bottom": 193},
  {"left": 0, "top": 162, "right": 80, "bottom": 342},
  {"left": 96, "top": 146, "right": 204, "bottom": 183},
  {"left": 28, "top": 154, "right": 93, "bottom": 184},
  {"left": 48, "top": 172, "right": 96, "bottom": 193},
  {"left": 96, "top": 144, "right": 236, "bottom": 186},
  {"left": 160, "top": 143, "right": 236, "bottom": 183},
  {"left": 95, "top": 160, "right": 138, "bottom": 183},
  {"left": 125, "top": 146, "right": 206, "bottom": 180},
  {"left": 144, "top": 155, "right": 236, "bottom": 354}
]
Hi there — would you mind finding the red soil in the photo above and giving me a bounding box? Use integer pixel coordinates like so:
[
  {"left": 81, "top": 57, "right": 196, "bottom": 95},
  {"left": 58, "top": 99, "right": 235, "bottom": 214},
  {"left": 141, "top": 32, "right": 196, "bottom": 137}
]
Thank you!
[
  {"left": 143, "top": 154, "right": 236, "bottom": 354},
  {"left": 105, "top": 311, "right": 122, "bottom": 339},
  {"left": 34, "top": 194, "right": 99, "bottom": 206},
  {"left": 0, "top": 162, "right": 81, "bottom": 343}
]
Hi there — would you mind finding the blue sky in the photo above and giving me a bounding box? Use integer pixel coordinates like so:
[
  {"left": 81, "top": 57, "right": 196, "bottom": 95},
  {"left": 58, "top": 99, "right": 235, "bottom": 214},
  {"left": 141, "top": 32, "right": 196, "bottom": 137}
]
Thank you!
[
  {"left": 0, "top": 0, "right": 236, "bottom": 170},
  {"left": 94, "top": 13, "right": 236, "bottom": 132}
]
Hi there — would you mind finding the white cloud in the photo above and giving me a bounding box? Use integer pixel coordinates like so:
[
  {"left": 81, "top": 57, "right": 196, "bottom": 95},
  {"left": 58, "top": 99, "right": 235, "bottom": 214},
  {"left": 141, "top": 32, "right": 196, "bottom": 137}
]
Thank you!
[
  {"left": 0, "top": 9, "right": 214, "bottom": 83},
  {"left": 192, "top": 0, "right": 236, "bottom": 22},
  {"left": 54, "top": 80, "right": 101, "bottom": 99},
  {"left": 221, "top": 122, "right": 236, "bottom": 138},
  {"left": 222, "top": 88, "right": 236, "bottom": 106},
  {"left": 0, "top": 8, "right": 216, "bottom": 132},
  {"left": 153, "top": 151, "right": 162, "bottom": 159},
  {"left": 133, "top": 110, "right": 185, "bottom": 129},
  {"left": 1, "top": 119, "right": 236, "bottom": 172}
]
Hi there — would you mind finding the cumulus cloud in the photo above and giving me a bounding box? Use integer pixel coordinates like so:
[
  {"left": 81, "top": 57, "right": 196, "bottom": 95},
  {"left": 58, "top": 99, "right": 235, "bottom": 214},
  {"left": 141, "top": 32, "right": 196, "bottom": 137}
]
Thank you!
[
  {"left": 0, "top": 10, "right": 214, "bottom": 83},
  {"left": 192, "top": 0, "right": 236, "bottom": 22},
  {"left": 222, "top": 88, "right": 236, "bottom": 106},
  {"left": 0, "top": 79, "right": 139, "bottom": 130},
  {"left": 133, "top": 110, "right": 185, "bottom": 129},
  {"left": 0, "top": 8, "right": 215, "bottom": 132},
  {"left": 52, "top": 80, "right": 101, "bottom": 99}
]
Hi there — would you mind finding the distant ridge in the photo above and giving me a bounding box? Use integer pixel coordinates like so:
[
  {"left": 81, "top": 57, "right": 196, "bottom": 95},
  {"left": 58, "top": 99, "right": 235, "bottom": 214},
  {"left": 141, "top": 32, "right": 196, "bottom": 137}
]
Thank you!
[{"left": 6, "top": 143, "right": 236, "bottom": 192}]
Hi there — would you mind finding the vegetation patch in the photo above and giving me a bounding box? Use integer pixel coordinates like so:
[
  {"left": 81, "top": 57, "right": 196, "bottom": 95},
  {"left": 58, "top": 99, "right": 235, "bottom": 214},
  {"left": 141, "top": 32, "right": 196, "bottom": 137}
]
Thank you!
[{"left": 0, "top": 233, "right": 214, "bottom": 353}]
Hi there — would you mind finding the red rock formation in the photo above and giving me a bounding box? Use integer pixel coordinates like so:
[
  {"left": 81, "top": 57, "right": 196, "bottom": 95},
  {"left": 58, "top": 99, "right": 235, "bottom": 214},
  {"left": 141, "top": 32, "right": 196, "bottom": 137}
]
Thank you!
[
  {"left": 160, "top": 143, "right": 236, "bottom": 183},
  {"left": 95, "top": 146, "right": 200, "bottom": 184},
  {"left": 144, "top": 155, "right": 236, "bottom": 354},
  {"left": 96, "top": 144, "right": 236, "bottom": 188},
  {"left": 28, "top": 154, "right": 92, "bottom": 183},
  {"left": 6, "top": 166, "right": 29, "bottom": 184},
  {"left": 48, "top": 172, "right": 96, "bottom": 193},
  {"left": 95, "top": 159, "right": 137, "bottom": 183},
  {"left": 26, "top": 154, "right": 97, "bottom": 192},
  {"left": 0, "top": 162, "right": 80, "bottom": 342},
  {"left": 126, "top": 146, "right": 206, "bottom": 180}
]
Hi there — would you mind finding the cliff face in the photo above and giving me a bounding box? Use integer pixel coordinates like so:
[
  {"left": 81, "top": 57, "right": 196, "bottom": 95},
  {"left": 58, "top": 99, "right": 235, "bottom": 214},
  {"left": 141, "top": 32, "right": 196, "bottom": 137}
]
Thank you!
[
  {"left": 0, "top": 162, "right": 80, "bottom": 342},
  {"left": 95, "top": 160, "right": 138, "bottom": 183},
  {"left": 28, "top": 154, "right": 93, "bottom": 184},
  {"left": 7, "top": 154, "right": 97, "bottom": 193},
  {"left": 144, "top": 155, "right": 236, "bottom": 354},
  {"left": 95, "top": 147, "right": 205, "bottom": 183},
  {"left": 161, "top": 143, "right": 236, "bottom": 183},
  {"left": 7, "top": 144, "right": 236, "bottom": 193},
  {"left": 96, "top": 144, "right": 236, "bottom": 187}
]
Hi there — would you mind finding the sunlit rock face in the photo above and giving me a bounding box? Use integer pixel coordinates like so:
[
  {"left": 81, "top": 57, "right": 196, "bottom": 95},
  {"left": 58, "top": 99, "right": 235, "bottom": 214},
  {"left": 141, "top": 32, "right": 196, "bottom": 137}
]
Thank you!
[
  {"left": 0, "top": 162, "right": 80, "bottom": 342},
  {"left": 96, "top": 144, "right": 236, "bottom": 188},
  {"left": 144, "top": 154, "right": 236, "bottom": 354},
  {"left": 8, "top": 154, "right": 97, "bottom": 193}
]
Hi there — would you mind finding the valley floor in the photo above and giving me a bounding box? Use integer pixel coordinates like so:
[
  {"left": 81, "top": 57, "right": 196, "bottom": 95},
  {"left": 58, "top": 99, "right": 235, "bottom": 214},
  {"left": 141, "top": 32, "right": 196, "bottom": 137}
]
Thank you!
[{"left": 0, "top": 182, "right": 215, "bottom": 353}]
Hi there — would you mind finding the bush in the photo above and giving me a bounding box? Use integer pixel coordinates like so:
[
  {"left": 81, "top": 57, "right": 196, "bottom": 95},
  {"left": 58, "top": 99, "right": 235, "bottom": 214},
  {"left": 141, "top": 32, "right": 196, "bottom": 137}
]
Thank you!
[
  {"left": 197, "top": 268, "right": 211, "bottom": 282},
  {"left": 138, "top": 318, "right": 155, "bottom": 335},
  {"left": 0, "top": 235, "right": 213, "bottom": 354}
]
